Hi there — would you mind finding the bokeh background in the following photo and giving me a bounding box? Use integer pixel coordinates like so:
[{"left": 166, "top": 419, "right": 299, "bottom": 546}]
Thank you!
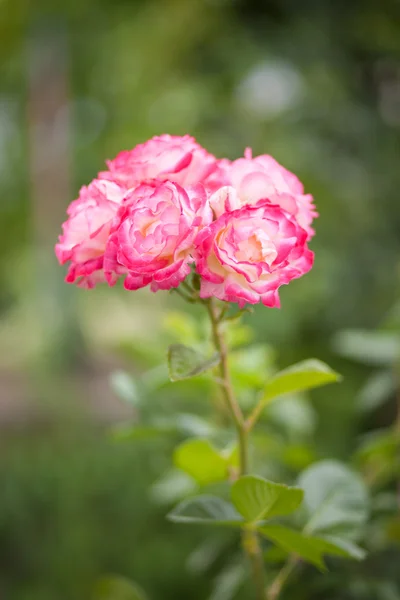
[{"left": 1, "top": 0, "right": 400, "bottom": 599}]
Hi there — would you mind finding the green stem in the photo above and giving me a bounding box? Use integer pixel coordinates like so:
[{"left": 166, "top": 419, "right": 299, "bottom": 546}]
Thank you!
[
  {"left": 206, "top": 297, "right": 266, "bottom": 600},
  {"left": 206, "top": 298, "right": 246, "bottom": 464},
  {"left": 266, "top": 558, "right": 297, "bottom": 600},
  {"left": 246, "top": 396, "right": 266, "bottom": 433},
  {"left": 243, "top": 527, "right": 267, "bottom": 599},
  {"left": 172, "top": 287, "right": 196, "bottom": 303},
  {"left": 181, "top": 279, "right": 195, "bottom": 296}
]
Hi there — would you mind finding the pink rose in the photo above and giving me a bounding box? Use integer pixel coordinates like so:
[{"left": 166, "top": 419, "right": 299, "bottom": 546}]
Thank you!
[
  {"left": 104, "top": 181, "right": 211, "bottom": 292},
  {"left": 209, "top": 149, "right": 317, "bottom": 239},
  {"left": 55, "top": 179, "right": 125, "bottom": 288},
  {"left": 99, "top": 134, "right": 217, "bottom": 189},
  {"left": 195, "top": 202, "right": 314, "bottom": 308}
]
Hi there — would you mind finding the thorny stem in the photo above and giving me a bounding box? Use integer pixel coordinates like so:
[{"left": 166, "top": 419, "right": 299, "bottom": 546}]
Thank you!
[{"left": 206, "top": 296, "right": 266, "bottom": 600}]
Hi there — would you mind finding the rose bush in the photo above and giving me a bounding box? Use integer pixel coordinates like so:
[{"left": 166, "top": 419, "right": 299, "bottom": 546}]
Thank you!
[{"left": 53, "top": 134, "right": 369, "bottom": 600}]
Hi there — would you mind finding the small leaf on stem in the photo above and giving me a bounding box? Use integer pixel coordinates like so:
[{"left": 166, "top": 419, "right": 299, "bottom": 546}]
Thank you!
[
  {"left": 167, "top": 495, "right": 244, "bottom": 526},
  {"left": 298, "top": 460, "right": 369, "bottom": 538},
  {"left": 262, "top": 359, "right": 341, "bottom": 405},
  {"left": 174, "top": 438, "right": 230, "bottom": 485},
  {"left": 231, "top": 475, "right": 303, "bottom": 524},
  {"left": 167, "top": 344, "right": 220, "bottom": 381},
  {"left": 260, "top": 524, "right": 365, "bottom": 570}
]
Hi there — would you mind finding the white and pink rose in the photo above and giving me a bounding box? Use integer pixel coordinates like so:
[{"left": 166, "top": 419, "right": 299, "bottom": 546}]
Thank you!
[
  {"left": 208, "top": 149, "right": 317, "bottom": 239},
  {"left": 55, "top": 179, "right": 126, "bottom": 288},
  {"left": 99, "top": 134, "right": 217, "bottom": 189},
  {"left": 104, "top": 181, "right": 211, "bottom": 292},
  {"left": 195, "top": 202, "right": 314, "bottom": 308}
]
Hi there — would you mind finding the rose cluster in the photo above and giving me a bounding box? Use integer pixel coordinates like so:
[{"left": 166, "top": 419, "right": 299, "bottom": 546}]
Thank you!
[{"left": 55, "top": 135, "right": 317, "bottom": 307}]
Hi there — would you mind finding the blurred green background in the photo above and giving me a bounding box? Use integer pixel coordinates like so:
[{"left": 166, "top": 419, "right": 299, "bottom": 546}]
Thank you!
[{"left": 1, "top": 0, "right": 400, "bottom": 598}]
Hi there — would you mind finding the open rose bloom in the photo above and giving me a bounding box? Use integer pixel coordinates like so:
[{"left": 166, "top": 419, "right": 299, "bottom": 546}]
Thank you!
[
  {"left": 55, "top": 179, "right": 126, "bottom": 288},
  {"left": 99, "top": 134, "right": 217, "bottom": 189},
  {"left": 104, "top": 182, "right": 211, "bottom": 291},
  {"left": 56, "top": 135, "right": 316, "bottom": 306},
  {"left": 195, "top": 202, "right": 313, "bottom": 308}
]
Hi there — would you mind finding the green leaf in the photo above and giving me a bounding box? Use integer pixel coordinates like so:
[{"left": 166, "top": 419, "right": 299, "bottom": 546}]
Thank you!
[
  {"left": 208, "top": 561, "right": 246, "bottom": 600},
  {"left": 261, "top": 359, "right": 341, "bottom": 406},
  {"left": 282, "top": 444, "right": 317, "bottom": 470},
  {"left": 93, "top": 576, "right": 147, "bottom": 600},
  {"left": 110, "top": 371, "right": 139, "bottom": 406},
  {"left": 260, "top": 524, "right": 364, "bottom": 570},
  {"left": 174, "top": 414, "right": 216, "bottom": 438},
  {"left": 168, "top": 495, "right": 243, "bottom": 526},
  {"left": 187, "top": 537, "right": 228, "bottom": 575},
  {"left": 333, "top": 330, "right": 400, "bottom": 365},
  {"left": 174, "top": 439, "right": 229, "bottom": 485},
  {"left": 168, "top": 344, "right": 220, "bottom": 381},
  {"left": 150, "top": 469, "right": 197, "bottom": 505},
  {"left": 231, "top": 475, "right": 303, "bottom": 523},
  {"left": 111, "top": 415, "right": 217, "bottom": 444},
  {"left": 356, "top": 370, "right": 397, "bottom": 413},
  {"left": 264, "top": 545, "right": 288, "bottom": 563},
  {"left": 356, "top": 429, "right": 400, "bottom": 463},
  {"left": 298, "top": 460, "right": 369, "bottom": 538},
  {"left": 319, "top": 535, "right": 366, "bottom": 560},
  {"left": 354, "top": 430, "right": 400, "bottom": 485}
]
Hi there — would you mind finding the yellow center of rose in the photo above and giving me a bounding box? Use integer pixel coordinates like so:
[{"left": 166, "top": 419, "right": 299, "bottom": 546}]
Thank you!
[{"left": 236, "top": 230, "right": 277, "bottom": 265}]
